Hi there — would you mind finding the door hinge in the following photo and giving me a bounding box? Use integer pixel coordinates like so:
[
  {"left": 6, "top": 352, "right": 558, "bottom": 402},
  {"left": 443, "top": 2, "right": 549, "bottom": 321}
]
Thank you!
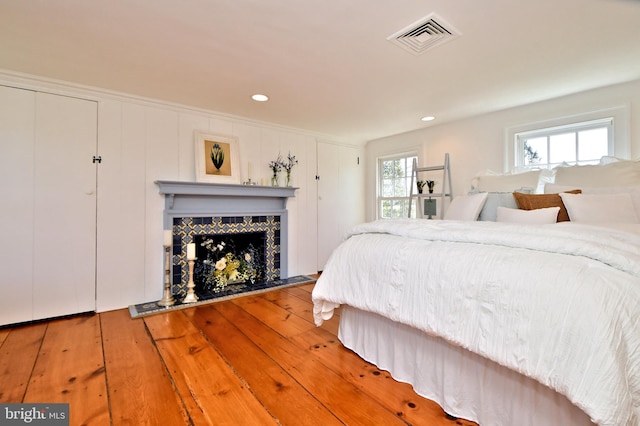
[{"left": 92, "top": 156, "right": 102, "bottom": 164}]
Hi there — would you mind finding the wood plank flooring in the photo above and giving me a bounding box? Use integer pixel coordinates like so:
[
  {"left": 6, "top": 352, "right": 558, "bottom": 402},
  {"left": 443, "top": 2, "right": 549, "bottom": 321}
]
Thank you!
[{"left": 0, "top": 283, "right": 477, "bottom": 425}]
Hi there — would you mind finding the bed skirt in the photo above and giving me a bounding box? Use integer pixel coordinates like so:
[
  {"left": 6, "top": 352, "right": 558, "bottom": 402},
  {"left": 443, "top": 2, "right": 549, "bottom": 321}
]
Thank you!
[{"left": 338, "top": 306, "right": 595, "bottom": 426}]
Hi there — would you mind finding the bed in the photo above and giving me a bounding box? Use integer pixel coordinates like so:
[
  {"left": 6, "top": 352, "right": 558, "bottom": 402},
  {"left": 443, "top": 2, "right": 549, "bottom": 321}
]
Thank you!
[{"left": 312, "top": 160, "right": 640, "bottom": 426}]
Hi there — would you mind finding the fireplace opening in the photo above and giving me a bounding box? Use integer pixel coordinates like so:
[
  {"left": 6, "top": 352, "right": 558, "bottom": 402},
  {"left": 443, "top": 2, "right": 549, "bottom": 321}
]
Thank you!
[
  {"left": 193, "top": 231, "right": 267, "bottom": 296},
  {"left": 171, "top": 215, "right": 282, "bottom": 299}
]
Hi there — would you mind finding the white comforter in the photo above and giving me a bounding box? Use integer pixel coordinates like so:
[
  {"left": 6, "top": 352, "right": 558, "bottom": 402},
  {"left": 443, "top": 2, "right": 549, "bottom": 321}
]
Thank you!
[{"left": 312, "top": 219, "right": 640, "bottom": 426}]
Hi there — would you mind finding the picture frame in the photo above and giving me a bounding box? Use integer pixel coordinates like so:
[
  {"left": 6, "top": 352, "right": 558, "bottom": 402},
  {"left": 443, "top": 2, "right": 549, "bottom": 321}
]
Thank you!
[{"left": 194, "top": 131, "right": 241, "bottom": 184}]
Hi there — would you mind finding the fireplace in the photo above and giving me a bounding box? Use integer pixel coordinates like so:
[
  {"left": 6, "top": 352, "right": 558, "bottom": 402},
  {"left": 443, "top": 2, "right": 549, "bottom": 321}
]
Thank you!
[
  {"left": 171, "top": 215, "right": 280, "bottom": 298},
  {"left": 156, "top": 181, "right": 296, "bottom": 299}
]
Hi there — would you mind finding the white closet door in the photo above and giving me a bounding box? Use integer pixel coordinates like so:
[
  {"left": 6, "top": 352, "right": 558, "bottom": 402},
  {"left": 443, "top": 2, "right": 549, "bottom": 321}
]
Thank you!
[
  {"left": 0, "top": 86, "right": 36, "bottom": 325},
  {"left": 32, "top": 92, "right": 97, "bottom": 320},
  {"left": 316, "top": 142, "right": 364, "bottom": 271}
]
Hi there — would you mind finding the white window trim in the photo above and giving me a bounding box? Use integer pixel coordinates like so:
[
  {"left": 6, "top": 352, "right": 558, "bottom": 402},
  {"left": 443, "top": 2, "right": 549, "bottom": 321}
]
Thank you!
[{"left": 504, "top": 104, "right": 630, "bottom": 172}]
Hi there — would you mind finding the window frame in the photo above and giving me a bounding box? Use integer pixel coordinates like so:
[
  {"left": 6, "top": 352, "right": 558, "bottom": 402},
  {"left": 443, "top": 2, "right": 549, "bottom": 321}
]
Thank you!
[
  {"left": 376, "top": 152, "right": 418, "bottom": 219},
  {"left": 505, "top": 105, "right": 630, "bottom": 172}
]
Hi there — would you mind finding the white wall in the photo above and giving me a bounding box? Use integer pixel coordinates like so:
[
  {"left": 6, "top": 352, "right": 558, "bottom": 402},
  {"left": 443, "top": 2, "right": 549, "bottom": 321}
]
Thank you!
[
  {"left": 96, "top": 99, "right": 327, "bottom": 311},
  {"left": 0, "top": 71, "right": 352, "bottom": 313},
  {"left": 365, "top": 79, "right": 640, "bottom": 222}
]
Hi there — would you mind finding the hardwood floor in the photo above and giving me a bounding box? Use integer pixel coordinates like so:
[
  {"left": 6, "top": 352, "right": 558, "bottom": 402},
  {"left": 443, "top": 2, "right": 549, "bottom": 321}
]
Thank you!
[{"left": 0, "top": 283, "right": 477, "bottom": 425}]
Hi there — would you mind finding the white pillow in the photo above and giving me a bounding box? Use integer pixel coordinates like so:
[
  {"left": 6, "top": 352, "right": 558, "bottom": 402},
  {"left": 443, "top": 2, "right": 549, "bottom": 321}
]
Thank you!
[
  {"left": 545, "top": 184, "right": 640, "bottom": 218},
  {"left": 559, "top": 193, "right": 640, "bottom": 223},
  {"left": 554, "top": 160, "right": 640, "bottom": 187},
  {"left": 444, "top": 192, "right": 488, "bottom": 221},
  {"left": 473, "top": 170, "right": 541, "bottom": 193},
  {"left": 496, "top": 206, "right": 560, "bottom": 224},
  {"left": 544, "top": 183, "right": 584, "bottom": 194}
]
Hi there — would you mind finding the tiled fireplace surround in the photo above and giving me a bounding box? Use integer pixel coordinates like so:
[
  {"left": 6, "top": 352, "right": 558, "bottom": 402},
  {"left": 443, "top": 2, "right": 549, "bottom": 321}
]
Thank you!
[{"left": 156, "top": 181, "right": 297, "bottom": 298}]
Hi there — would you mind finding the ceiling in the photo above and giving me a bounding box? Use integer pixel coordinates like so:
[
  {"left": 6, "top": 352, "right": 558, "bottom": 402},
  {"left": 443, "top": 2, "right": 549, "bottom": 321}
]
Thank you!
[{"left": 1, "top": 0, "right": 640, "bottom": 144}]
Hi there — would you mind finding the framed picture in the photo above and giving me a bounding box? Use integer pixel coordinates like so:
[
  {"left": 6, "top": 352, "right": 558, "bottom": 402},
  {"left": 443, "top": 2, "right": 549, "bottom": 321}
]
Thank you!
[{"left": 194, "top": 131, "right": 241, "bottom": 184}]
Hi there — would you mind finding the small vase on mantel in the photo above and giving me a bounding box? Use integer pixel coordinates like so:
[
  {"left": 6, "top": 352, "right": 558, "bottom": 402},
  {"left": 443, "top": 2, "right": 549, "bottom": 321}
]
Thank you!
[
  {"left": 285, "top": 170, "right": 292, "bottom": 187},
  {"left": 271, "top": 172, "right": 280, "bottom": 187}
]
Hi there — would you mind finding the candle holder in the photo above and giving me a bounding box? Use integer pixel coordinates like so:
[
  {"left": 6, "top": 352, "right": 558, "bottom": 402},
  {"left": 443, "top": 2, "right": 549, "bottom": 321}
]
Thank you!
[
  {"left": 158, "top": 246, "right": 175, "bottom": 307},
  {"left": 182, "top": 258, "right": 199, "bottom": 303}
]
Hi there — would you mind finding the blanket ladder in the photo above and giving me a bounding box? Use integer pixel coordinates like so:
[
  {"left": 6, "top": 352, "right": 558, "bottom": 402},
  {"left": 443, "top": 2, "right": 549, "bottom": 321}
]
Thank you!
[{"left": 408, "top": 153, "right": 453, "bottom": 219}]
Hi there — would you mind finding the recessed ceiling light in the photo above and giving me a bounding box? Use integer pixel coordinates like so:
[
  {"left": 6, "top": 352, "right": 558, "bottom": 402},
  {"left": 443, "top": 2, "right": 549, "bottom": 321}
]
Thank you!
[
  {"left": 421, "top": 116, "right": 435, "bottom": 122},
  {"left": 252, "top": 94, "right": 269, "bottom": 102}
]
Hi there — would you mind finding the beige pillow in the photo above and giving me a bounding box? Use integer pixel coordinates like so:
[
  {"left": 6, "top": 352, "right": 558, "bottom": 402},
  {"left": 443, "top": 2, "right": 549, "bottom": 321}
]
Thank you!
[{"left": 513, "top": 190, "right": 581, "bottom": 222}]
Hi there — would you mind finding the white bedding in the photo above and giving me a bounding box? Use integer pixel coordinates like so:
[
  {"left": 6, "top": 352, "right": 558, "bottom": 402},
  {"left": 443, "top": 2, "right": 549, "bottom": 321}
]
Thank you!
[{"left": 312, "top": 219, "right": 640, "bottom": 426}]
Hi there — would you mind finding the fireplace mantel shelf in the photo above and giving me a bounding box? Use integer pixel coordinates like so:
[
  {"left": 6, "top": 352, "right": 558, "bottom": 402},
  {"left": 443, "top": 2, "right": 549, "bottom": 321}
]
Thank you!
[
  {"left": 156, "top": 180, "right": 297, "bottom": 199},
  {"left": 156, "top": 180, "right": 297, "bottom": 217}
]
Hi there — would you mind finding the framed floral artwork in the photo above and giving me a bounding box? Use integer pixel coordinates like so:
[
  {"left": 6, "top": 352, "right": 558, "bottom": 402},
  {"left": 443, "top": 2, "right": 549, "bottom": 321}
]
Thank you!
[{"left": 194, "top": 131, "right": 241, "bottom": 183}]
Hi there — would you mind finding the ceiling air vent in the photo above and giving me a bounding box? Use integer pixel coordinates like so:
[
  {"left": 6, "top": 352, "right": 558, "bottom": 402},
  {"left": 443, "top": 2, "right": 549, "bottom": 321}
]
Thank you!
[{"left": 387, "top": 13, "right": 460, "bottom": 55}]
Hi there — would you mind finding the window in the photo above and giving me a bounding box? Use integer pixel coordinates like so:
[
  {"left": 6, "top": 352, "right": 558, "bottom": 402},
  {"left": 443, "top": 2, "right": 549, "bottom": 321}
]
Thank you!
[
  {"left": 506, "top": 105, "right": 629, "bottom": 172},
  {"left": 516, "top": 118, "right": 612, "bottom": 169},
  {"left": 378, "top": 154, "right": 417, "bottom": 219}
]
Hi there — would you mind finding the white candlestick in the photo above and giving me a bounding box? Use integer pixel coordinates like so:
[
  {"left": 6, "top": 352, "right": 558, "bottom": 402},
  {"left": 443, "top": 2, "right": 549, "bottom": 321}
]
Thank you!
[
  {"left": 163, "top": 230, "right": 172, "bottom": 247},
  {"left": 187, "top": 243, "right": 196, "bottom": 260},
  {"left": 248, "top": 161, "right": 252, "bottom": 180}
]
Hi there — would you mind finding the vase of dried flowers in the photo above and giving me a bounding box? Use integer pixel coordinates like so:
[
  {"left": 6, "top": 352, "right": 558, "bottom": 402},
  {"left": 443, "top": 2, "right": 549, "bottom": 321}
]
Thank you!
[
  {"left": 283, "top": 152, "right": 298, "bottom": 187},
  {"left": 269, "top": 155, "right": 284, "bottom": 186}
]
